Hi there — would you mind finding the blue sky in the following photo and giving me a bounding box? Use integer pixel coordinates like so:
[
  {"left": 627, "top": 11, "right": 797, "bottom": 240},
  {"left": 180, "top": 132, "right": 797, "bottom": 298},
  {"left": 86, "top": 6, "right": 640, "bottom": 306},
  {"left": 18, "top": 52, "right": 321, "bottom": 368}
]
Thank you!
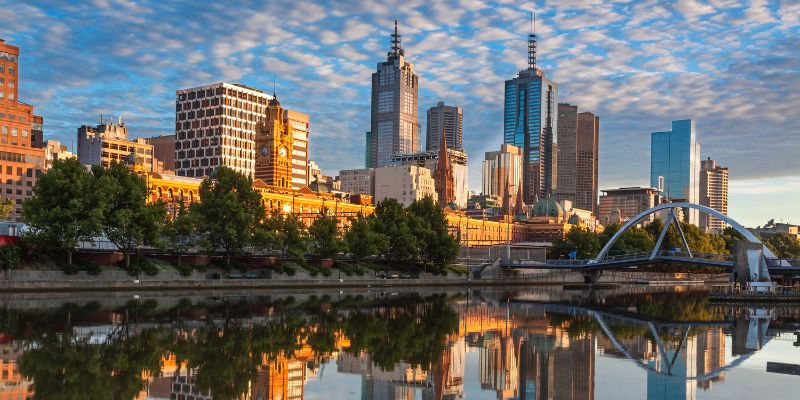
[{"left": 2, "top": 0, "right": 798, "bottom": 227}]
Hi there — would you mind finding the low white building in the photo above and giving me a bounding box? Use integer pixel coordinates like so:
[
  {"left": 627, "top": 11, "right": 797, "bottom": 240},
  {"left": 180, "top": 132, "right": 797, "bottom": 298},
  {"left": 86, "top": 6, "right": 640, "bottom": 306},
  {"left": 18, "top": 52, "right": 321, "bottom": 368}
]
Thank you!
[
  {"left": 391, "top": 149, "right": 468, "bottom": 208},
  {"left": 374, "top": 165, "right": 437, "bottom": 207}
]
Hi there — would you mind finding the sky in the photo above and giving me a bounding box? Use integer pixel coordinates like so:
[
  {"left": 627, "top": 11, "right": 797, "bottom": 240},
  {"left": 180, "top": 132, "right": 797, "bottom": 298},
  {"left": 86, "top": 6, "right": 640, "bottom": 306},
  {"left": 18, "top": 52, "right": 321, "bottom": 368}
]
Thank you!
[{"left": 1, "top": 0, "right": 798, "bottom": 227}]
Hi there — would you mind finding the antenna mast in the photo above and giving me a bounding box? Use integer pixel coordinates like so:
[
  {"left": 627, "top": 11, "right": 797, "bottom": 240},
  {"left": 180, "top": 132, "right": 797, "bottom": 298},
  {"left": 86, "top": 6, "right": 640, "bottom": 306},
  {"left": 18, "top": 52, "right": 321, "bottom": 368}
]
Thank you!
[{"left": 528, "top": 12, "right": 537, "bottom": 70}]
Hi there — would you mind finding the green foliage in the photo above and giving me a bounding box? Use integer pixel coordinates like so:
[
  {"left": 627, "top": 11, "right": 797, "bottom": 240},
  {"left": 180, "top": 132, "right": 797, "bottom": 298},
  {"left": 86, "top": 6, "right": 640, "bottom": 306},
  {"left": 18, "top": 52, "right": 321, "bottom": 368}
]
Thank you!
[
  {"left": 762, "top": 232, "right": 800, "bottom": 258},
  {"left": 0, "top": 197, "right": 13, "bottom": 219},
  {"left": 721, "top": 226, "right": 745, "bottom": 253},
  {"left": 599, "top": 223, "right": 654, "bottom": 255},
  {"left": 192, "top": 167, "right": 266, "bottom": 265},
  {"left": 344, "top": 213, "right": 387, "bottom": 265},
  {"left": 551, "top": 227, "right": 601, "bottom": 259},
  {"left": 371, "top": 198, "right": 417, "bottom": 265},
  {"left": 407, "top": 197, "right": 459, "bottom": 269},
  {"left": 162, "top": 203, "right": 198, "bottom": 265},
  {"left": 92, "top": 162, "right": 167, "bottom": 269},
  {"left": 307, "top": 209, "right": 344, "bottom": 259},
  {"left": 0, "top": 244, "right": 21, "bottom": 271},
  {"left": 21, "top": 158, "right": 104, "bottom": 265},
  {"left": 272, "top": 212, "right": 308, "bottom": 261}
]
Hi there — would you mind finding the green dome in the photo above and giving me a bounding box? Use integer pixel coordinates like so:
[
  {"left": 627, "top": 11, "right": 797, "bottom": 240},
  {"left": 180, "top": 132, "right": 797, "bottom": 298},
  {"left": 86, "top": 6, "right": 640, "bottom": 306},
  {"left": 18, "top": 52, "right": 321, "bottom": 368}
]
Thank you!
[{"left": 532, "top": 193, "right": 564, "bottom": 218}]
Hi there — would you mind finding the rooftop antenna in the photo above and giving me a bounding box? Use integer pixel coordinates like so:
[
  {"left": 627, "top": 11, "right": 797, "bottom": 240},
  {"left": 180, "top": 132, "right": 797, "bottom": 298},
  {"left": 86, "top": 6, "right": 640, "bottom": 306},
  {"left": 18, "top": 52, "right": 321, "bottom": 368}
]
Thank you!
[
  {"left": 389, "top": 19, "right": 404, "bottom": 58},
  {"left": 528, "top": 11, "right": 537, "bottom": 70}
]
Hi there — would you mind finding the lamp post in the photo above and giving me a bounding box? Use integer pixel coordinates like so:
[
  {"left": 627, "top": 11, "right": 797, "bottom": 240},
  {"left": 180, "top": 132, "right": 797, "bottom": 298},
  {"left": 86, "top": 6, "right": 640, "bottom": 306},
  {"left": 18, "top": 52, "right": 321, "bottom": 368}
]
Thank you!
[{"left": 506, "top": 184, "right": 517, "bottom": 260}]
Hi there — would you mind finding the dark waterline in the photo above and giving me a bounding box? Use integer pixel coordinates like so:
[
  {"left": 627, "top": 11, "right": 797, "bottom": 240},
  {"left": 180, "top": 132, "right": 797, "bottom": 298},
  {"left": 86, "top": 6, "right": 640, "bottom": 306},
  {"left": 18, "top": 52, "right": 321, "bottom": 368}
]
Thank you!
[{"left": 0, "top": 285, "right": 798, "bottom": 400}]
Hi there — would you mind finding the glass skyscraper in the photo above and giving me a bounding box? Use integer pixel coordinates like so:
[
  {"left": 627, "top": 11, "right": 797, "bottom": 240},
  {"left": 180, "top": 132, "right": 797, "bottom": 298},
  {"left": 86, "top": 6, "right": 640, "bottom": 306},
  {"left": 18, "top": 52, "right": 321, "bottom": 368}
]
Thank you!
[
  {"left": 503, "top": 28, "right": 558, "bottom": 203},
  {"left": 650, "top": 119, "right": 701, "bottom": 225},
  {"left": 367, "top": 21, "right": 419, "bottom": 168}
]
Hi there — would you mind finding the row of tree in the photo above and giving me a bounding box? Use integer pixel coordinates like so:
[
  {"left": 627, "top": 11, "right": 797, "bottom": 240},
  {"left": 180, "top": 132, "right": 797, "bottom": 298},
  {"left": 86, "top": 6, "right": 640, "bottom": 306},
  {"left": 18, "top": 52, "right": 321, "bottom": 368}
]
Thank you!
[
  {"left": 21, "top": 160, "right": 460, "bottom": 269},
  {"left": 551, "top": 218, "right": 800, "bottom": 259}
]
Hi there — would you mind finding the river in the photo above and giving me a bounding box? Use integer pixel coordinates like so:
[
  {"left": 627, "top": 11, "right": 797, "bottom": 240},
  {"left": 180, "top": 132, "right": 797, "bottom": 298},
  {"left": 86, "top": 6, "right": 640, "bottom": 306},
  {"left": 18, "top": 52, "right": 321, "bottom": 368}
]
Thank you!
[{"left": 0, "top": 285, "right": 797, "bottom": 399}]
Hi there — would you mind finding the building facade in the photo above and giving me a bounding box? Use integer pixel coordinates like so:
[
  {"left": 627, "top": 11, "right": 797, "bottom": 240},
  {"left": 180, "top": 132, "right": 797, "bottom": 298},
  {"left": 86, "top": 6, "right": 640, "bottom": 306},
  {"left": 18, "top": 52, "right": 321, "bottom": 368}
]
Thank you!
[
  {"left": 391, "top": 149, "right": 468, "bottom": 208},
  {"left": 699, "top": 157, "right": 728, "bottom": 233},
  {"left": 255, "top": 96, "right": 293, "bottom": 189},
  {"left": 433, "top": 133, "right": 455, "bottom": 206},
  {"left": 374, "top": 165, "right": 436, "bottom": 207},
  {"left": 0, "top": 39, "right": 46, "bottom": 220},
  {"left": 426, "top": 101, "right": 463, "bottom": 152},
  {"left": 285, "top": 109, "right": 310, "bottom": 189},
  {"left": 368, "top": 21, "right": 420, "bottom": 168},
  {"left": 598, "top": 187, "right": 663, "bottom": 226},
  {"left": 503, "top": 29, "right": 558, "bottom": 203},
  {"left": 338, "top": 168, "right": 374, "bottom": 196},
  {"left": 556, "top": 103, "right": 599, "bottom": 215},
  {"left": 175, "top": 82, "right": 270, "bottom": 179},
  {"left": 77, "top": 119, "right": 155, "bottom": 172},
  {"left": 144, "top": 134, "right": 176, "bottom": 174},
  {"left": 44, "top": 140, "right": 74, "bottom": 168},
  {"left": 482, "top": 144, "right": 523, "bottom": 202},
  {"left": 650, "top": 119, "right": 701, "bottom": 225}
]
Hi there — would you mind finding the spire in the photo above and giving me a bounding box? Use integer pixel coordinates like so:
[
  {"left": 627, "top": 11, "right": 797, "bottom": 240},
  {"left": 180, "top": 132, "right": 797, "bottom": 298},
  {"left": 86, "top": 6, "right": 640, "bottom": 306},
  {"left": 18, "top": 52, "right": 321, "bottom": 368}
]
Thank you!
[
  {"left": 528, "top": 11, "right": 537, "bottom": 70},
  {"left": 434, "top": 124, "right": 454, "bottom": 206},
  {"left": 388, "top": 19, "right": 405, "bottom": 59},
  {"left": 272, "top": 76, "right": 277, "bottom": 99},
  {"left": 514, "top": 185, "right": 526, "bottom": 218},
  {"left": 501, "top": 182, "right": 511, "bottom": 217}
]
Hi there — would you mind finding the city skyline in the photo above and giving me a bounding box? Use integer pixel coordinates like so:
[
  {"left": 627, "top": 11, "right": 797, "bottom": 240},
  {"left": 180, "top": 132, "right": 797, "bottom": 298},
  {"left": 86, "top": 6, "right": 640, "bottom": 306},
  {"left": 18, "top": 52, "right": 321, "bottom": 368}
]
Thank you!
[{"left": 0, "top": 1, "right": 797, "bottom": 226}]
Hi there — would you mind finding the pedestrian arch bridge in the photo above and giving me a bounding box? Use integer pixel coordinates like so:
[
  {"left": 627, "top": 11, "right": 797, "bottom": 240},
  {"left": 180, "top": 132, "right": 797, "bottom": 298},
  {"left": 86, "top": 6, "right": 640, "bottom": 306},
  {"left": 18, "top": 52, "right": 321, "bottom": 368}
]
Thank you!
[{"left": 500, "top": 203, "right": 799, "bottom": 278}]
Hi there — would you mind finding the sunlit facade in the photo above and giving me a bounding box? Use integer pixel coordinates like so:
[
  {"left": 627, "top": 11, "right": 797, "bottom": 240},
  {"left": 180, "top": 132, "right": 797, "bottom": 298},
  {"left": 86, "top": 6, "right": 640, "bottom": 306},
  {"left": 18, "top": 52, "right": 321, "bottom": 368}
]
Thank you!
[{"left": 650, "top": 119, "right": 701, "bottom": 225}]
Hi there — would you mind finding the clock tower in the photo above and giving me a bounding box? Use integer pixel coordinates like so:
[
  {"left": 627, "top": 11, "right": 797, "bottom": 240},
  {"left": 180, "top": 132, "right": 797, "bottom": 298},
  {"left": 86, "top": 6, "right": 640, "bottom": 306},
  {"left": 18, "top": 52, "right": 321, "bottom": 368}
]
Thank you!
[{"left": 255, "top": 95, "right": 293, "bottom": 189}]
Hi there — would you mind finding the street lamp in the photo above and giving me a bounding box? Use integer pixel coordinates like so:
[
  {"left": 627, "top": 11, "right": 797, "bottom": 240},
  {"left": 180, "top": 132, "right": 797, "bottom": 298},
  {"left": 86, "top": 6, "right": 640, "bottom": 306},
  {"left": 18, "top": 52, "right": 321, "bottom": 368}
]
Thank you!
[{"left": 506, "top": 183, "right": 517, "bottom": 260}]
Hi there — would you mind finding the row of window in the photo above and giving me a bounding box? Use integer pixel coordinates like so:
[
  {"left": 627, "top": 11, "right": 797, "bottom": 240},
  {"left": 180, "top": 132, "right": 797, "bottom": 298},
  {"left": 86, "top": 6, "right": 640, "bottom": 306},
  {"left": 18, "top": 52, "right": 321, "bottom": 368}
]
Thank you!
[
  {"left": 0, "top": 113, "right": 25, "bottom": 122},
  {"left": 0, "top": 91, "right": 14, "bottom": 100},
  {"left": 99, "top": 142, "right": 152, "bottom": 155},
  {"left": 2, "top": 165, "right": 40, "bottom": 177},
  {"left": 177, "top": 86, "right": 271, "bottom": 105},
  {"left": 0, "top": 62, "right": 15, "bottom": 75},
  {"left": 0, "top": 78, "right": 14, "bottom": 87}
]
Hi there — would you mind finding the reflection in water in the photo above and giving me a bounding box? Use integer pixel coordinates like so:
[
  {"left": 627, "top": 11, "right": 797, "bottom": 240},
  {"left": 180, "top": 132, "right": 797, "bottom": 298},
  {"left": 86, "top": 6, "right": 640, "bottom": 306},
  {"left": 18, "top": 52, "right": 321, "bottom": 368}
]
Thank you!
[{"left": 0, "top": 288, "right": 796, "bottom": 400}]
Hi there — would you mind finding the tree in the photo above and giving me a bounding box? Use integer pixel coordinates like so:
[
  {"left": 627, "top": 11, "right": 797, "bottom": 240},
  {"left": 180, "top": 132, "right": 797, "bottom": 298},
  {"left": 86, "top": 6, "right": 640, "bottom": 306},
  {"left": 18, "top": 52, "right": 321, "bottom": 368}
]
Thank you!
[
  {"left": 21, "top": 158, "right": 104, "bottom": 265},
  {"left": 407, "top": 197, "right": 459, "bottom": 269},
  {"left": 600, "top": 223, "right": 654, "bottom": 255},
  {"left": 345, "top": 213, "right": 387, "bottom": 266},
  {"left": 762, "top": 233, "right": 800, "bottom": 259},
  {"left": 276, "top": 212, "right": 308, "bottom": 261},
  {"left": 307, "top": 209, "right": 344, "bottom": 259},
  {"left": 92, "top": 162, "right": 167, "bottom": 269},
  {"left": 551, "top": 226, "right": 601, "bottom": 259},
  {"left": 371, "top": 199, "right": 416, "bottom": 265},
  {"left": 720, "top": 226, "right": 745, "bottom": 254},
  {"left": 0, "top": 197, "right": 13, "bottom": 219},
  {"left": 162, "top": 203, "right": 198, "bottom": 266},
  {"left": 192, "top": 167, "right": 265, "bottom": 266},
  {"left": 0, "top": 244, "right": 20, "bottom": 279}
]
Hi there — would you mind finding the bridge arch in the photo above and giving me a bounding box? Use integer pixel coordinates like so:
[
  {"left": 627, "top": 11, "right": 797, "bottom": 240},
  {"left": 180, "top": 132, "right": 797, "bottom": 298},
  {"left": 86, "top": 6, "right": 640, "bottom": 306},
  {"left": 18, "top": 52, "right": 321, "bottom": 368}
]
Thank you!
[{"left": 593, "top": 202, "right": 775, "bottom": 263}]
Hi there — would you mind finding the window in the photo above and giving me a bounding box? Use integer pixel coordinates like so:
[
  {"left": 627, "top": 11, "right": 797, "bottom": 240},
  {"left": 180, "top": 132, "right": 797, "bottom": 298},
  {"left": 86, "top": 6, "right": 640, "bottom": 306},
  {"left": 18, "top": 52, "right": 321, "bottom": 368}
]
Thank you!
[
  {"left": 7, "top": 93, "right": 12, "bottom": 101},
  {"left": 10, "top": 128, "right": 17, "bottom": 136},
  {"left": 8, "top": 67, "right": 14, "bottom": 76},
  {"left": 8, "top": 80, "right": 13, "bottom": 89}
]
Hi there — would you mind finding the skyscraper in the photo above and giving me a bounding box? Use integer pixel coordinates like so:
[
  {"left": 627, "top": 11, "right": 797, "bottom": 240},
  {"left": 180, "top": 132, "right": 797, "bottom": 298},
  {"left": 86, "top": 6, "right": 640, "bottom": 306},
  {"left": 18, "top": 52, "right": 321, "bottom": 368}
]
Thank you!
[
  {"left": 368, "top": 20, "right": 420, "bottom": 168},
  {"left": 650, "top": 119, "right": 701, "bottom": 225},
  {"left": 482, "top": 144, "right": 523, "bottom": 200},
  {"left": 0, "top": 39, "right": 47, "bottom": 220},
  {"left": 503, "top": 17, "right": 558, "bottom": 203},
  {"left": 426, "top": 101, "right": 463, "bottom": 152},
  {"left": 556, "top": 103, "right": 599, "bottom": 214},
  {"left": 700, "top": 157, "right": 728, "bottom": 233}
]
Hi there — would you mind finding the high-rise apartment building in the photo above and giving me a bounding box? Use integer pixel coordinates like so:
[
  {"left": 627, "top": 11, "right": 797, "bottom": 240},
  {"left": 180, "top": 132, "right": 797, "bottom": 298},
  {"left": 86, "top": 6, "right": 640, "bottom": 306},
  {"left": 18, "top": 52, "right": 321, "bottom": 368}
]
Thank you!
[
  {"left": 285, "top": 109, "right": 310, "bottom": 189},
  {"left": 368, "top": 21, "right": 419, "bottom": 168},
  {"left": 503, "top": 25, "right": 558, "bottom": 202},
  {"left": 482, "top": 144, "right": 523, "bottom": 201},
  {"left": 175, "top": 82, "right": 270, "bottom": 179},
  {"left": 598, "top": 187, "right": 663, "bottom": 226},
  {"left": 556, "top": 103, "right": 599, "bottom": 214},
  {"left": 77, "top": 119, "right": 155, "bottom": 172},
  {"left": 700, "top": 157, "right": 728, "bottom": 233},
  {"left": 0, "top": 39, "right": 47, "bottom": 220},
  {"left": 144, "top": 134, "right": 176, "bottom": 174},
  {"left": 650, "top": 119, "right": 701, "bottom": 225},
  {"left": 426, "top": 101, "right": 462, "bottom": 152}
]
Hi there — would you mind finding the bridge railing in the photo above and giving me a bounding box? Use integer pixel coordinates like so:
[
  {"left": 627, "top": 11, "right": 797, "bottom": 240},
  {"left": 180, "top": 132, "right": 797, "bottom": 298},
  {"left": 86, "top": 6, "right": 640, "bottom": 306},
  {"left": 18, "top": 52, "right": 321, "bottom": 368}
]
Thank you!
[
  {"left": 765, "top": 258, "right": 800, "bottom": 268},
  {"left": 503, "top": 250, "right": 734, "bottom": 268}
]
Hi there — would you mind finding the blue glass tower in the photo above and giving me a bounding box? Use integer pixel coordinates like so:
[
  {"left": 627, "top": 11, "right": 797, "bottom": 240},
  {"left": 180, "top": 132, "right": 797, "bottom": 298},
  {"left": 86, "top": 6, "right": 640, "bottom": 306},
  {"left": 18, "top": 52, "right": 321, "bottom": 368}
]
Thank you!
[
  {"left": 650, "top": 119, "right": 701, "bottom": 225},
  {"left": 503, "top": 22, "right": 558, "bottom": 203}
]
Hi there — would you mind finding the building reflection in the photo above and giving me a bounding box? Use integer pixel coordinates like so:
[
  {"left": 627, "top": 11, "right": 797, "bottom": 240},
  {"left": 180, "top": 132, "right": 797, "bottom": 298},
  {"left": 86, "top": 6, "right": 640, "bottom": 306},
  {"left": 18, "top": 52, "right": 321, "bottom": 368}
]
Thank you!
[{"left": 0, "top": 298, "right": 784, "bottom": 400}]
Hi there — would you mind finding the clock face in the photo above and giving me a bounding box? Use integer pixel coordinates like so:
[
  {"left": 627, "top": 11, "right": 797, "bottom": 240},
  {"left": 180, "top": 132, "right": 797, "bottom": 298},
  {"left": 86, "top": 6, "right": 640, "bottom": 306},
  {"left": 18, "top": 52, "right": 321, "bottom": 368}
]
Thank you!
[
  {"left": 260, "top": 146, "right": 269, "bottom": 156},
  {"left": 279, "top": 146, "right": 287, "bottom": 157}
]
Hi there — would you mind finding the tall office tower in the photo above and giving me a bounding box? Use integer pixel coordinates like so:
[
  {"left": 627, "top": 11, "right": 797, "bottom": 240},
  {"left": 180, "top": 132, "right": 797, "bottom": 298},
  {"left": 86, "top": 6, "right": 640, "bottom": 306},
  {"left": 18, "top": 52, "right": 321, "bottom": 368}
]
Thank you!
[
  {"left": 556, "top": 103, "right": 599, "bottom": 214},
  {"left": 482, "top": 144, "right": 523, "bottom": 200},
  {"left": 255, "top": 95, "right": 293, "bottom": 189},
  {"left": 433, "top": 131, "right": 455, "bottom": 206},
  {"left": 175, "top": 82, "right": 271, "bottom": 179},
  {"left": 77, "top": 118, "right": 155, "bottom": 172},
  {"left": 700, "top": 157, "right": 728, "bottom": 233},
  {"left": 364, "top": 131, "right": 372, "bottom": 167},
  {"left": 503, "top": 19, "right": 558, "bottom": 203},
  {"left": 426, "top": 101, "right": 463, "bottom": 152},
  {"left": 285, "top": 109, "right": 310, "bottom": 189},
  {"left": 368, "top": 20, "right": 420, "bottom": 168},
  {"left": 650, "top": 119, "right": 701, "bottom": 225},
  {"left": 0, "top": 39, "right": 47, "bottom": 220}
]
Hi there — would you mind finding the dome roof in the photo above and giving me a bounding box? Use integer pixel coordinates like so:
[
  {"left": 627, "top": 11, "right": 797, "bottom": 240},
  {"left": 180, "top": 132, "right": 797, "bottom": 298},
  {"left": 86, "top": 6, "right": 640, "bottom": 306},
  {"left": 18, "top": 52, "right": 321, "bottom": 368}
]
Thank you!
[{"left": 531, "top": 193, "right": 564, "bottom": 218}]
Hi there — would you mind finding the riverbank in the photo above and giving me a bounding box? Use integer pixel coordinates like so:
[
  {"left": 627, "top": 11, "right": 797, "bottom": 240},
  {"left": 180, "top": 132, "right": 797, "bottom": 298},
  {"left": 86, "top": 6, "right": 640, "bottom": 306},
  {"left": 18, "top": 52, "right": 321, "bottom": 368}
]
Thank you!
[{"left": 0, "top": 268, "right": 729, "bottom": 292}]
